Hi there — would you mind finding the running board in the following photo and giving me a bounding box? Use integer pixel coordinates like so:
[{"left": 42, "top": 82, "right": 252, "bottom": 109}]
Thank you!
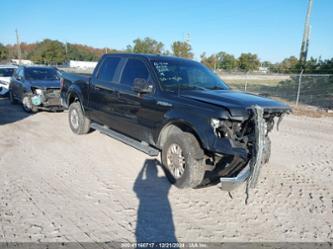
[{"left": 90, "top": 122, "right": 159, "bottom": 157}]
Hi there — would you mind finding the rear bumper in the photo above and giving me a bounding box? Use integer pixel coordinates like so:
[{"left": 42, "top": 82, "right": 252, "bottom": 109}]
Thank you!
[{"left": 219, "top": 165, "right": 250, "bottom": 191}]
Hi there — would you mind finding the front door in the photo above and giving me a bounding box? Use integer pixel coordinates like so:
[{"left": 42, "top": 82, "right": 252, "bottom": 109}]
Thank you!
[
  {"left": 11, "top": 67, "right": 25, "bottom": 101},
  {"left": 112, "top": 58, "right": 156, "bottom": 142}
]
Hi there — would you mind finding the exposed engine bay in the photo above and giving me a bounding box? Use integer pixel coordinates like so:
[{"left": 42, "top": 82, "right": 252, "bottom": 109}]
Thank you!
[
  {"left": 202, "top": 105, "right": 289, "bottom": 191},
  {"left": 29, "top": 87, "right": 62, "bottom": 111}
]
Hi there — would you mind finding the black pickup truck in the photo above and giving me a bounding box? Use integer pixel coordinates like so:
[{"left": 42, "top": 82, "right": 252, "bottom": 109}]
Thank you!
[{"left": 60, "top": 53, "right": 291, "bottom": 190}]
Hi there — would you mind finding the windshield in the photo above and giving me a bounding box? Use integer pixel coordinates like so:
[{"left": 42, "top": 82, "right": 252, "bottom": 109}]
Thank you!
[
  {"left": 25, "top": 67, "right": 59, "bottom": 81},
  {"left": 0, "top": 68, "right": 15, "bottom": 77},
  {"left": 151, "top": 58, "right": 229, "bottom": 91}
]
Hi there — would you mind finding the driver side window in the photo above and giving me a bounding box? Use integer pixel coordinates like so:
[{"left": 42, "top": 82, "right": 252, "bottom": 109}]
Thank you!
[
  {"left": 15, "top": 68, "right": 24, "bottom": 80},
  {"left": 120, "top": 59, "right": 149, "bottom": 87},
  {"left": 18, "top": 68, "right": 24, "bottom": 80}
]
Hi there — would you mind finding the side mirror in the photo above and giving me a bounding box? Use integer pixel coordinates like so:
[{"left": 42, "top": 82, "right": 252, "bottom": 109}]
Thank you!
[
  {"left": 133, "top": 78, "right": 153, "bottom": 94},
  {"left": 16, "top": 76, "right": 22, "bottom": 81}
]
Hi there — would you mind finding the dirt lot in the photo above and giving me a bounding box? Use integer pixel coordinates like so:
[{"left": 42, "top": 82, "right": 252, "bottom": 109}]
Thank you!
[{"left": 0, "top": 96, "right": 332, "bottom": 243}]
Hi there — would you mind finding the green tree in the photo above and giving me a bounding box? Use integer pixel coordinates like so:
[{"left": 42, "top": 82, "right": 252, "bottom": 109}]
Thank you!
[
  {"left": 171, "top": 41, "right": 193, "bottom": 59},
  {"left": 278, "top": 56, "right": 299, "bottom": 73},
  {"left": 66, "top": 43, "right": 99, "bottom": 61},
  {"left": 200, "top": 53, "right": 217, "bottom": 69},
  {"left": 318, "top": 58, "right": 333, "bottom": 74},
  {"left": 238, "top": 53, "right": 260, "bottom": 71},
  {"left": 303, "top": 57, "right": 319, "bottom": 73},
  {"left": 29, "top": 39, "right": 66, "bottom": 65},
  {"left": 0, "top": 43, "right": 9, "bottom": 61},
  {"left": 261, "top": 61, "right": 272, "bottom": 68},
  {"left": 127, "top": 37, "right": 164, "bottom": 54},
  {"left": 162, "top": 50, "right": 172, "bottom": 56},
  {"left": 216, "top": 51, "right": 238, "bottom": 70}
]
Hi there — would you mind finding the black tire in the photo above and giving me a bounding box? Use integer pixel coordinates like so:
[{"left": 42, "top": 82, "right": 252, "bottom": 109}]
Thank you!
[
  {"left": 68, "top": 102, "right": 91, "bottom": 135},
  {"left": 161, "top": 132, "right": 205, "bottom": 189},
  {"left": 9, "top": 90, "right": 17, "bottom": 104},
  {"left": 22, "top": 95, "right": 38, "bottom": 113}
]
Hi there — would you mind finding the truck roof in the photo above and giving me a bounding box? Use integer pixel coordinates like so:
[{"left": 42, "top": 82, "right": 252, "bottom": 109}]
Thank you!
[{"left": 103, "top": 53, "right": 195, "bottom": 63}]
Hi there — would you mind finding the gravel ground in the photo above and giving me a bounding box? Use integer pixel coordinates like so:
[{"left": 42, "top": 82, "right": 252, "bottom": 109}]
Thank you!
[{"left": 0, "top": 96, "right": 332, "bottom": 243}]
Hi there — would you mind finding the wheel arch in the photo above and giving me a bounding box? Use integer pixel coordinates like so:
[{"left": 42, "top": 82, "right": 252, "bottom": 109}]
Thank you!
[
  {"left": 67, "top": 91, "right": 79, "bottom": 106},
  {"left": 67, "top": 89, "right": 85, "bottom": 113},
  {"left": 157, "top": 120, "right": 204, "bottom": 150}
]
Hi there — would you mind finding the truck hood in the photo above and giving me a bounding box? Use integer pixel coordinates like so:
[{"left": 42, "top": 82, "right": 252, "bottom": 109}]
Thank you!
[
  {"left": 181, "top": 90, "right": 291, "bottom": 117},
  {"left": 29, "top": 80, "right": 60, "bottom": 89}
]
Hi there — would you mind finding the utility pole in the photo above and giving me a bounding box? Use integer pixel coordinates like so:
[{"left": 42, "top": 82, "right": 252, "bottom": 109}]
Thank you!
[
  {"left": 297, "top": 0, "right": 313, "bottom": 106},
  {"left": 65, "top": 42, "right": 68, "bottom": 57},
  {"left": 299, "top": 0, "right": 313, "bottom": 66},
  {"left": 15, "top": 29, "right": 22, "bottom": 65}
]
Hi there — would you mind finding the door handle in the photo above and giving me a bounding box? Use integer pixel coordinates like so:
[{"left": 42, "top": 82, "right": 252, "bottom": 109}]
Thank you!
[
  {"left": 94, "top": 85, "right": 101, "bottom": 91},
  {"left": 94, "top": 84, "right": 115, "bottom": 93}
]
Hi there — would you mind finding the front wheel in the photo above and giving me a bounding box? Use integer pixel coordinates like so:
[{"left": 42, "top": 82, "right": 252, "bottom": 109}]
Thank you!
[
  {"left": 68, "top": 102, "right": 91, "bottom": 135},
  {"left": 161, "top": 132, "right": 205, "bottom": 188},
  {"left": 22, "top": 95, "right": 38, "bottom": 113}
]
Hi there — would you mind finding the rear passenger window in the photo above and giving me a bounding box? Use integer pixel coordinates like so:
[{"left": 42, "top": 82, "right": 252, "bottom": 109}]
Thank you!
[
  {"left": 98, "top": 57, "right": 121, "bottom": 82},
  {"left": 120, "top": 59, "right": 149, "bottom": 86}
]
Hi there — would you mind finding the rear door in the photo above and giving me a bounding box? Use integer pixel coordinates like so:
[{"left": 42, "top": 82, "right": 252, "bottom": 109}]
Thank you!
[{"left": 88, "top": 56, "right": 122, "bottom": 127}]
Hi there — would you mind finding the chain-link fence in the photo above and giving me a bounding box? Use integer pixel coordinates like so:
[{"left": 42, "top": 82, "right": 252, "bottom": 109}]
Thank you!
[{"left": 222, "top": 73, "right": 333, "bottom": 109}]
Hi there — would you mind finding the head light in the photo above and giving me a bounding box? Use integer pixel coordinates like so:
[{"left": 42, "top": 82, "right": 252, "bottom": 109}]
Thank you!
[
  {"left": 210, "top": 118, "right": 221, "bottom": 129},
  {"left": 35, "top": 89, "right": 43, "bottom": 95}
]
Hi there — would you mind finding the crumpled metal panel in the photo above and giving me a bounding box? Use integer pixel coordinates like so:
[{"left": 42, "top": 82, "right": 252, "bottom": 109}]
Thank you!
[{"left": 248, "top": 105, "right": 265, "bottom": 189}]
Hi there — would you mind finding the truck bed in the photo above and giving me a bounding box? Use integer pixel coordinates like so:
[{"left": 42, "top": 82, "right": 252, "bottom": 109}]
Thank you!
[{"left": 60, "top": 71, "right": 91, "bottom": 108}]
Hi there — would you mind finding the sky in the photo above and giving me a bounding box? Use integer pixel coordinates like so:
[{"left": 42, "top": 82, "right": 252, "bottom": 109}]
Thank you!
[{"left": 0, "top": 0, "right": 332, "bottom": 63}]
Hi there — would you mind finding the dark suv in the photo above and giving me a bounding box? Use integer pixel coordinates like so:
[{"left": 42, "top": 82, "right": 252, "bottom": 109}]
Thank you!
[{"left": 60, "top": 54, "right": 291, "bottom": 190}]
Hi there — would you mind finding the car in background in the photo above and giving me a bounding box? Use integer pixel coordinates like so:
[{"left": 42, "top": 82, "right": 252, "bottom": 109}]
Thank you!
[
  {"left": 9, "top": 65, "right": 63, "bottom": 113},
  {"left": 0, "top": 65, "right": 18, "bottom": 96}
]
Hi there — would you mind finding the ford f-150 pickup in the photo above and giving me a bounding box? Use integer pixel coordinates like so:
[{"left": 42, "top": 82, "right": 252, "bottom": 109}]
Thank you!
[{"left": 60, "top": 53, "right": 291, "bottom": 191}]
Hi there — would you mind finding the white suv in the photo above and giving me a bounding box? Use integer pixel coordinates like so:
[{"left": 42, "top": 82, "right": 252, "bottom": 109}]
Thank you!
[{"left": 0, "top": 65, "right": 17, "bottom": 95}]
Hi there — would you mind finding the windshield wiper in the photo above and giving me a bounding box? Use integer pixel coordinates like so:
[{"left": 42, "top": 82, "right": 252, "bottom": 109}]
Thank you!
[
  {"left": 187, "top": 85, "right": 208, "bottom": 91},
  {"left": 163, "top": 84, "right": 208, "bottom": 92}
]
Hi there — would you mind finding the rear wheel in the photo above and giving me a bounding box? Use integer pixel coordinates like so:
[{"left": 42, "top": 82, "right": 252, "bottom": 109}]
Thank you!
[
  {"left": 68, "top": 102, "right": 91, "bottom": 134},
  {"left": 161, "top": 131, "right": 205, "bottom": 188},
  {"left": 22, "top": 95, "right": 38, "bottom": 113}
]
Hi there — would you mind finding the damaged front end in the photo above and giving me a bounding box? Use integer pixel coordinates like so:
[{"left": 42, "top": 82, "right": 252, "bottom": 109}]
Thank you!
[
  {"left": 29, "top": 87, "right": 63, "bottom": 111},
  {"left": 203, "top": 105, "right": 290, "bottom": 191}
]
